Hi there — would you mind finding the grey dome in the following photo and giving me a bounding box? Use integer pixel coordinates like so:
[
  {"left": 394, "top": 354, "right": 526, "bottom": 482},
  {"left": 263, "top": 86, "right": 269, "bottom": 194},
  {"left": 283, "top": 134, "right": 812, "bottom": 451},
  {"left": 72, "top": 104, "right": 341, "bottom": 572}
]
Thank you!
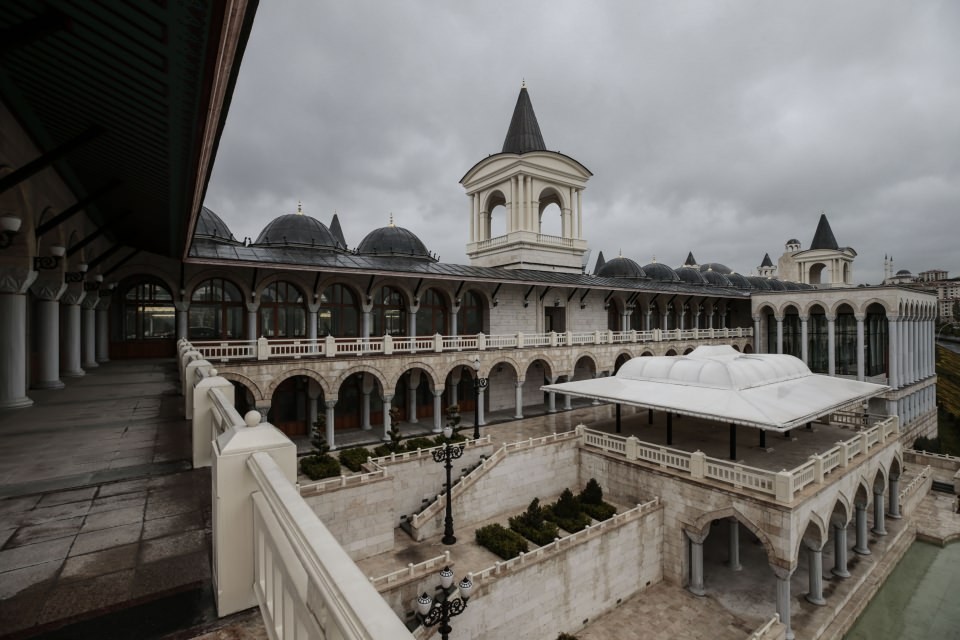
[
  {"left": 746, "top": 276, "right": 772, "bottom": 290},
  {"left": 676, "top": 265, "right": 707, "bottom": 285},
  {"left": 787, "top": 238, "right": 800, "bottom": 245},
  {"left": 699, "top": 262, "right": 733, "bottom": 275},
  {"left": 781, "top": 280, "right": 803, "bottom": 290},
  {"left": 896, "top": 269, "right": 912, "bottom": 276},
  {"left": 255, "top": 213, "right": 342, "bottom": 249},
  {"left": 597, "top": 256, "right": 646, "bottom": 279},
  {"left": 196, "top": 206, "right": 237, "bottom": 243},
  {"left": 765, "top": 278, "right": 787, "bottom": 291},
  {"left": 726, "top": 272, "right": 753, "bottom": 290},
  {"left": 702, "top": 269, "right": 732, "bottom": 287},
  {"left": 356, "top": 224, "right": 435, "bottom": 260},
  {"left": 642, "top": 261, "right": 680, "bottom": 282}
]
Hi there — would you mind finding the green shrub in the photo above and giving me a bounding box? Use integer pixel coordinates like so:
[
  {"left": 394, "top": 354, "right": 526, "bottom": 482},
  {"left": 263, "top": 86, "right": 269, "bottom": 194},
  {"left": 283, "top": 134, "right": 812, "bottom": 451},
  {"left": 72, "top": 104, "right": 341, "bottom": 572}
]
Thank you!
[
  {"left": 543, "top": 489, "right": 592, "bottom": 533},
  {"left": 300, "top": 454, "right": 340, "bottom": 480},
  {"left": 403, "top": 437, "right": 436, "bottom": 451},
  {"left": 577, "top": 479, "right": 617, "bottom": 521},
  {"left": 373, "top": 444, "right": 394, "bottom": 458},
  {"left": 912, "top": 435, "right": 941, "bottom": 453},
  {"left": 553, "top": 489, "right": 580, "bottom": 519},
  {"left": 338, "top": 447, "right": 371, "bottom": 472},
  {"left": 509, "top": 498, "right": 560, "bottom": 545},
  {"left": 557, "top": 634, "right": 579, "bottom": 640},
  {"left": 433, "top": 432, "right": 466, "bottom": 446},
  {"left": 580, "top": 501, "right": 617, "bottom": 521},
  {"left": 579, "top": 478, "right": 604, "bottom": 505},
  {"left": 475, "top": 523, "right": 528, "bottom": 559}
]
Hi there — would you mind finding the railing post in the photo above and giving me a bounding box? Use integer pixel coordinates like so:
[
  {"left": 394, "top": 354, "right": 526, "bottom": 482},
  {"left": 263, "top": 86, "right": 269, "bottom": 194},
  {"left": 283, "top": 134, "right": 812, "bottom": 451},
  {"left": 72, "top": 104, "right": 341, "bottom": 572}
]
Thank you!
[
  {"left": 257, "top": 336, "right": 269, "bottom": 360},
  {"left": 606, "top": 329, "right": 614, "bottom": 344},
  {"left": 837, "top": 442, "right": 848, "bottom": 468},
  {"left": 193, "top": 374, "right": 235, "bottom": 468},
  {"left": 860, "top": 434, "right": 869, "bottom": 456},
  {"left": 549, "top": 331, "right": 558, "bottom": 347},
  {"left": 594, "top": 330, "right": 601, "bottom": 344},
  {"left": 478, "top": 332, "right": 486, "bottom": 350},
  {"left": 812, "top": 455, "right": 824, "bottom": 485},
  {"left": 654, "top": 329, "right": 662, "bottom": 342},
  {"left": 629, "top": 329, "right": 637, "bottom": 342},
  {"left": 184, "top": 358, "right": 212, "bottom": 419},
  {"left": 517, "top": 332, "right": 524, "bottom": 348},
  {"left": 384, "top": 334, "right": 393, "bottom": 355},
  {"left": 690, "top": 450, "right": 706, "bottom": 478},
  {"left": 325, "top": 334, "right": 335, "bottom": 357},
  {"left": 625, "top": 436, "right": 639, "bottom": 461},
  {"left": 775, "top": 470, "right": 793, "bottom": 504},
  {"left": 565, "top": 330, "right": 573, "bottom": 346},
  {"left": 434, "top": 333, "right": 443, "bottom": 352}
]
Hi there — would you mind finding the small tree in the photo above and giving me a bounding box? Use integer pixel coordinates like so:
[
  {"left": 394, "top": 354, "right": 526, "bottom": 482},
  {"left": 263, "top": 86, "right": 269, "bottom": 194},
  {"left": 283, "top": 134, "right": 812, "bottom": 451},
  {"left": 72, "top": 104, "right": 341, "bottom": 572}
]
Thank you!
[
  {"left": 387, "top": 406, "right": 403, "bottom": 451},
  {"left": 311, "top": 413, "right": 328, "bottom": 455},
  {"left": 553, "top": 488, "right": 580, "bottom": 519},
  {"left": 579, "top": 478, "right": 604, "bottom": 505},
  {"left": 445, "top": 403, "right": 461, "bottom": 433}
]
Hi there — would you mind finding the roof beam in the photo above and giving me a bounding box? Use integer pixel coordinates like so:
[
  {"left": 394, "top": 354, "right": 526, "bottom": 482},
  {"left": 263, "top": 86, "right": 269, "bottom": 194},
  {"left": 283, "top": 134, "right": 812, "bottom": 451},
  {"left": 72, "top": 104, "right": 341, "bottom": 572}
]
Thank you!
[
  {"left": 35, "top": 182, "right": 121, "bottom": 237},
  {"left": 0, "top": 7, "right": 71, "bottom": 56},
  {"left": 66, "top": 211, "right": 131, "bottom": 257},
  {"left": 88, "top": 244, "right": 125, "bottom": 270},
  {"left": 566, "top": 288, "right": 579, "bottom": 303},
  {"left": 0, "top": 126, "right": 104, "bottom": 195},
  {"left": 103, "top": 249, "right": 139, "bottom": 277},
  {"left": 538, "top": 286, "right": 552, "bottom": 302}
]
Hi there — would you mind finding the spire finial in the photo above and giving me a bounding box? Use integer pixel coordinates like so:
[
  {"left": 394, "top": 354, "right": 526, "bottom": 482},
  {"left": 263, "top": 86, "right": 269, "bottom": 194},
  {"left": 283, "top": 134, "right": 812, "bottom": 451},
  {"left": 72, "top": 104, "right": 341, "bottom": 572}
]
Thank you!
[
  {"left": 619, "top": 248, "right": 622, "bottom": 257},
  {"left": 297, "top": 200, "right": 303, "bottom": 215},
  {"left": 652, "top": 255, "right": 657, "bottom": 263},
  {"left": 522, "top": 78, "right": 526, "bottom": 88},
  {"left": 389, "top": 212, "right": 395, "bottom": 227}
]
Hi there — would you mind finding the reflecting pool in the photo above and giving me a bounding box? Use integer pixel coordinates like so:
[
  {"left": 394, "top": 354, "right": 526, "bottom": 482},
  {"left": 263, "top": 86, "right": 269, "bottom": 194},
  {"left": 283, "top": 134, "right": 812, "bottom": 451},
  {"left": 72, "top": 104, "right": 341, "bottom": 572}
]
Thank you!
[{"left": 844, "top": 541, "right": 960, "bottom": 639}]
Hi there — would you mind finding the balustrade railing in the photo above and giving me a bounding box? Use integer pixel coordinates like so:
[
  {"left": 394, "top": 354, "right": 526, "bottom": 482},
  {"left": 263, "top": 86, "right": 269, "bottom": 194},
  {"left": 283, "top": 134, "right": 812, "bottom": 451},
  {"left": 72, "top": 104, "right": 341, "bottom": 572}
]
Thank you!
[
  {"left": 188, "top": 326, "right": 753, "bottom": 362},
  {"left": 368, "top": 551, "right": 451, "bottom": 592}
]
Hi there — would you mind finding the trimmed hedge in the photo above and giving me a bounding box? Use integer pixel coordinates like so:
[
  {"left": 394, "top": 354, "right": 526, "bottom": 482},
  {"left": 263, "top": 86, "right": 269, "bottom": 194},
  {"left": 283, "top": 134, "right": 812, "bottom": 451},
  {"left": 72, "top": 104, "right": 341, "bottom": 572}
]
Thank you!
[
  {"left": 578, "top": 478, "right": 617, "bottom": 521},
  {"left": 475, "top": 523, "right": 528, "bottom": 560},
  {"left": 579, "top": 501, "right": 617, "bottom": 521},
  {"left": 300, "top": 454, "right": 340, "bottom": 480},
  {"left": 338, "top": 447, "right": 371, "bottom": 472},
  {"left": 509, "top": 498, "right": 560, "bottom": 545}
]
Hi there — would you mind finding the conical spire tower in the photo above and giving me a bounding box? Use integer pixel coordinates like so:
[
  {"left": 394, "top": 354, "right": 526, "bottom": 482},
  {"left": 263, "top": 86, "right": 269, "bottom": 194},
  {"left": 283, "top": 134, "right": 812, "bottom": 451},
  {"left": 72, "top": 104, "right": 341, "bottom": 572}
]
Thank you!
[{"left": 501, "top": 85, "right": 546, "bottom": 154}]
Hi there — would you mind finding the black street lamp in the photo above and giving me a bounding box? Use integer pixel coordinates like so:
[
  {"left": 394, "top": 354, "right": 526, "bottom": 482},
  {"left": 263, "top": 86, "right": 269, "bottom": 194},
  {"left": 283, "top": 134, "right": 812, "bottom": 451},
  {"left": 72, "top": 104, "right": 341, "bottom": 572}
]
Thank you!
[
  {"left": 433, "top": 425, "right": 465, "bottom": 545},
  {"left": 472, "top": 356, "right": 487, "bottom": 440},
  {"left": 417, "top": 566, "right": 474, "bottom": 640}
]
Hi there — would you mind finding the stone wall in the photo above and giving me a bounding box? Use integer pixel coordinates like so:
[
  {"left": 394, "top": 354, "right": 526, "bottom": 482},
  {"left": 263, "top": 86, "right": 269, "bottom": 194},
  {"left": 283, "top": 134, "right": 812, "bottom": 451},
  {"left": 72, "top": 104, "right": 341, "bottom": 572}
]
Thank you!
[
  {"left": 302, "top": 476, "right": 396, "bottom": 561},
  {"left": 898, "top": 407, "right": 937, "bottom": 445},
  {"left": 450, "top": 504, "right": 663, "bottom": 640}
]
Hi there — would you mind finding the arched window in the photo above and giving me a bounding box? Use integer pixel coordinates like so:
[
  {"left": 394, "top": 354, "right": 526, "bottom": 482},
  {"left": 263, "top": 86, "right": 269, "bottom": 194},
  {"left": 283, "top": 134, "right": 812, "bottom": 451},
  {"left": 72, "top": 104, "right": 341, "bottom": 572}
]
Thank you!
[
  {"left": 808, "top": 307, "right": 828, "bottom": 373},
  {"left": 318, "top": 284, "right": 359, "bottom": 337},
  {"left": 122, "top": 279, "right": 174, "bottom": 340},
  {"left": 835, "top": 306, "right": 857, "bottom": 375},
  {"left": 259, "top": 281, "right": 306, "bottom": 338},
  {"left": 459, "top": 290, "right": 484, "bottom": 335},
  {"left": 865, "top": 304, "right": 888, "bottom": 377},
  {"left": 416, "top": 289, "right": 447, "bottom": 335},
  {"left": 372, "top": 286, "right": 406, "bottom": 336},
  {"left": 189, "top": 278, "right": 244, "bottom": 340}
]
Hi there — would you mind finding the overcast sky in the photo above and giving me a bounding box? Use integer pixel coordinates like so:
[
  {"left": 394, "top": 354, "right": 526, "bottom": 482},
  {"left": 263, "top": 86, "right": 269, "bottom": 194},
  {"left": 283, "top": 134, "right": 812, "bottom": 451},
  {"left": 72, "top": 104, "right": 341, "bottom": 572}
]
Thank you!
[{"left": 204, "top": 1, "right": 959, "bottom": 285}]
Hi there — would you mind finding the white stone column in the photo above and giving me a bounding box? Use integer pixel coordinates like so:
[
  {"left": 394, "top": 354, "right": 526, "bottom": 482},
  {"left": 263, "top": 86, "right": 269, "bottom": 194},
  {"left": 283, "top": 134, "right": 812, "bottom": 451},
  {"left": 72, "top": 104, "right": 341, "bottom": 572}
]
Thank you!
[
  {"left": 728, "top": 519, "right": 741, "bottom": 571},
  {"left": 753, "top": 316, "right": 761, "bottom": 353},
  {"left": 0, "top": 270, "right": 37, "bottom": 408},
  {"left": 831, "top": 523, "right": 850, "bottom": 578},
  {"left": 95, "top": 300, "right": 110, "bottom": 363},
  {"left": 81, "top": 299, "right": 98, "bottom": 369},
  {"left": 61, "top": 288, "right": 85, "bottom": 377},
  {"left": 469, "top": 193, "right": 476, "bottom": 242},
  {"left": 307, "top": 382, "right": 320, "bottom": 435},
  {"left": 382, "top": 393, "right": 394, "bottom": 441},
  {"left": 800, "top": 317, "right": 809, "bottom": 364},
  {"left": 577, "top": 189, "right": 583, "bottom": 239},
  {"left": 245, "top": 301, "right": 258, "bottom": 341},
  {"left": 776, "top": 316, "right": 784, "bottom": 354},
  {"left": 898, "top": 315, "right": 907, "bottom": 387},
  {"left": 514, "top": 380, "right": 524, "bottom": 419},
  {"left": 872, "top": 489, "right": 887, "bottom": 536},
  {"left": 517, "top": 173, "right": 525, "bottom": 231},
  {"left": 325, "top": 400, "right": 336, "bottom": 450},
  {"left": 548, "top": 390, "right": 556, "bottom": 413},
  {"left": 889, "top": 476, "right": 901, "bottom": 519},
  {"left": 563, "top": 391, "right": 572, "bottom": 410},
  {"left": 432, "top": 389, "right": 443, "bottom": 433},
  {"left": 477, "top": 386, "right": 486, "bottom": 426},
  {"left": 805, "top": 541, "right": 826, "bottom": 605},
  {"left": 888, "top": 317, "right": 899, "bottom": 388},
  {"left": 687, "top": 531, "right": 706, "bottom": 596},
  {"left": 407, "top": 383, "right": 418, "bottom": 424},
  {"left": 854, "top": 503, "right": 870, "bottom": 554},
  {"left": 175, "top": 301, "right": 189, "bottom": 341},
  {"left": 32, "top": 281, "right": 66, "bottom": 390},
  {"left": 855, "top": 314, "right": 865, "bottom": 381},
  {"left": 362, "top": 390, "right": 372, "bottom": 430},
  {"left": 307, "top": 304, "right": 319, "bottom": 342},
  {"left": 774, "top": 567, "right": 796, "bottom": 640},
  {"left": 827, "top": 315, "right": 836, "bottom": 376}
]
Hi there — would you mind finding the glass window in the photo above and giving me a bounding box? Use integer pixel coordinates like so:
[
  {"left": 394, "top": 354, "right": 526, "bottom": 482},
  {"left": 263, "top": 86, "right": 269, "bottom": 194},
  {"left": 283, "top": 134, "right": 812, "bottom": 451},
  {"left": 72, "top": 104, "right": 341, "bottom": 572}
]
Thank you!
[
  {"left": 372, "top": 286, "right": 406, "bottom": 337},
  {"left": 189, "top": 278, "right": 245, "bottom": 339},
  {"left": 415, "top": 289, "right": 447, "bottom": 336},
  {"left": 808, "top": 312, "right": 828, "bottom": 373},
  {"left": 259, "top": 281, "right": 306, "bottom": 338},
  {"left": 121, "top": 279, "right": 175, "bottom": 340},
  {"left": 459, "top": 290, "right": 484, "bottom": 335},
  {"left": 318, "top": 284, "right": 360, "bottom": 337},
  {"left": 835, "top": 312, "right": 857, "bottom": 375}
]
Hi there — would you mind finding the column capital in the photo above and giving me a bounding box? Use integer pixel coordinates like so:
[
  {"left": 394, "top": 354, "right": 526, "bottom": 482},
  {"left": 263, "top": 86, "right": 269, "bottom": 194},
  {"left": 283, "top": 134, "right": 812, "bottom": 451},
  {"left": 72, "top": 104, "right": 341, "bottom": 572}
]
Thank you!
[
  {"left": 325, "top": 399, "right": 337, "bottom": 409},
  {"left": 306, "top": 302, "right": 322, "bottom": 313},
  {"left": 81, "top": 293, "right": 100, "bottom": 310},
  {"left": 769, "top": 563, "right": 796, "bottom": 581},
  {"left": 61, "top": 283, "right": 86, "bottom": 306},
  {"left": 854, "top": 314, "right": 866, "bottom": 322},
  {"left": 96, "top": 296, "right": 112, "bottom": 311},
  {"left": 31, "top": 278, "right": 66, "bottom": 301},
  {"left": 0, "top": 266, "right": 38, "bottom": 294},
  {"left": 174, "top": 300, "right": 191, "bottom": 312},
  {"left": 684, "top": 527, "right": 709, "bottom": 545},
  {"left": 245, "top": 301, "right": 260, "bottom": 313}
]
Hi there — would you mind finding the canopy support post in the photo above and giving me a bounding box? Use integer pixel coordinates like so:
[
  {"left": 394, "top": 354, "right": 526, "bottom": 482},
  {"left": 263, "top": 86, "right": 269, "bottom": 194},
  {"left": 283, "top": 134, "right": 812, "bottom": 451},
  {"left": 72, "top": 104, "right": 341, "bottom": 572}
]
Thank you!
[
  {"left": 729, "top": 423, "right": 736, "bottom": 460},
  {"left": 667, "top": 413, "right": 673, "bottom": 445},
  {"left": 615, "top": 403, "right": 621, "bottom": 433}
]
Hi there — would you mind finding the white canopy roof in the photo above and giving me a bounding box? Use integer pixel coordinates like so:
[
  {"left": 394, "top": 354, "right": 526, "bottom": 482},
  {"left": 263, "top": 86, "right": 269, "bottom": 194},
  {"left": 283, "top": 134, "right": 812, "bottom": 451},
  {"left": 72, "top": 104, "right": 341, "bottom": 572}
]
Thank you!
[{"left": 542, "top": 346, "right": 889, "bottom": 431}]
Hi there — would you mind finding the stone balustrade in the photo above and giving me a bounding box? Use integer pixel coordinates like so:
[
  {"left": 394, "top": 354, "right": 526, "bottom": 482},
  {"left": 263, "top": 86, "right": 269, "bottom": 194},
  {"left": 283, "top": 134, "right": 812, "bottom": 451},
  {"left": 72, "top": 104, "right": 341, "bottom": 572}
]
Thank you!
[
  {"left": 189, "top": 327, "right": 753, "bottom": 363},
  {"left": 748, "top": 614, "right": 783, "bottom": 640},
  {"left": 368, "top": 551, "right": 451, "bottom": 592}
]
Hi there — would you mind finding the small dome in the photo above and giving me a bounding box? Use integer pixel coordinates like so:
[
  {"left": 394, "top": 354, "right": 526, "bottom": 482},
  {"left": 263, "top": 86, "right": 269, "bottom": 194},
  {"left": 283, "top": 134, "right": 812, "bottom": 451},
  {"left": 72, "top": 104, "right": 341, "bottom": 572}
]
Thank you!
[
  {"left": 676, "top": 265, "right": 707, "bottom": 285},
  {"left": 699, "top": 262, "right": 732, "bottom": 275},
  {"left": 255, "top": 211, "right": 342, "bottom": 249},
  {"left": 786, "top": 238, "right": 800, "bottom": 245},
  {"left": 702, "top": 269, "right": 732, "bottom": 287},
  {"left": 597, "top": 256, "right": 647, "bottom": 279},
  {"left": 356, "top": 223, "right": 435, "bottom": 260},
  {"left": 726, "top": 272, "right": 753, "bottom": 290},
  {"left": 745, "top": 276, "right": 772, "bottom": 290},
  {"left": 642, "top": 261, "right": 680, "bottom": 282},
  {"left": 765, "top": 278, "right": 787, "bottom": 291},
  {"left": 896, "top": 269, "right": 912, "bottom": 276},
  {"left": 196, "top": 206, "right": 237, "bottom": 242}
]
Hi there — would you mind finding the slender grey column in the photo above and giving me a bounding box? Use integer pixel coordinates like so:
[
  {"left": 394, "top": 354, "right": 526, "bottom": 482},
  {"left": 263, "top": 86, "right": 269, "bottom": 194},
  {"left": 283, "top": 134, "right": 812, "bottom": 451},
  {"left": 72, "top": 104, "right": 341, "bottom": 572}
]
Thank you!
[
  {"left": 856, "top": 315, "right": 865, "bottom": 381},
  {"left": 62, "top": 302, "right": 85, "bottom": 377},
  {"left": 35, "top": 299, "right": 65, "bottom": 389},
  {"left": 753, "top": 316, "right": 761, "bottom": 352},
  {"left": 827, "top": 316, "right": 836, "bottom": 376},
  {"left": 95, "top": 307, "right": 110, "bottom": 363},
  {"left": 889, "top": 477, "right": 901, "bottom": 519},
  {"left": 0, "top": 292, "right": 33, "bottom": 408},
  {"left": 477, "top": 387, "right": 486, "bottom": 425},
  {"left": 514, "top": 381, "right": 524, "bottom": 419},
  {"left": 888, "top": 318, "right": 899, "bottom": 388},
  {"left": 548, "top": 391, "right": 556, "bottom": 412},
  {"left": 776, "top": 317, "right": 784, "bottom": 354},
  {"left": 432, "top": 390, "right": 443, "bottom": 433},
  {"left": 175, "top": 301, "right": 189, "bottom": 341},
  {"left": 82, "top": 306, "right": 98, "bottom": 369},
  {"left": 361, "top": 391, "right": 371, "bottom": 430},
  {"left": 805, "top": 543, "right": 826, "bottom": 605},
  {"left": 563, "top": 391, "right": 572, "bottom": 411},
  {"left": 728, "top": 519, "right": 741, "bottom": 571},
  {"left": 899, "top": 316, "right": 907, "bottom": 387},
  {"left": 382, "top": 393, "right": 393, "bottom": 441},
  {"left": 407, "top": 386, "right": 418, "bottom": 423},
  {"left": 308, "top": 309, "right": 318, "bottom": 341},
  {"left": 909, "top": 318, "right": 918, "bottom": 383},
  {"left": 688, "top": 534, "right": 705, "bottom": 596},
  {"left": 246, "top": 303, "right": 257, "bottom": 341},
  {"left": 324, "top": 401, "right": 336, "bottom": 450},
  {"left": 854, "top": 504, "right": 871, "bottom": 555},
  {"left": 800, "top": 317, "right": 809, "bottom": 364},
  {"left": 872, "top": 490, "right": 887, "bottom": 535},
  {"left": 775, "top": 571, "right": 795, "bottom": 640},
  {"left": 832, "top": 524, "right": 850, "bottom": 578}
]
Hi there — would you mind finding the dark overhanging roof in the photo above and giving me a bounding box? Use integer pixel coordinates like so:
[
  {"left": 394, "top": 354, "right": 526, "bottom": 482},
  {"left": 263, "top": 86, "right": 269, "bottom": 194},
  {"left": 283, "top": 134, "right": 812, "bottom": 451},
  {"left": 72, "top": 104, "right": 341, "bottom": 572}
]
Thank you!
[{"left": 0, "top": 1, "right": 258, "bottom": 259}]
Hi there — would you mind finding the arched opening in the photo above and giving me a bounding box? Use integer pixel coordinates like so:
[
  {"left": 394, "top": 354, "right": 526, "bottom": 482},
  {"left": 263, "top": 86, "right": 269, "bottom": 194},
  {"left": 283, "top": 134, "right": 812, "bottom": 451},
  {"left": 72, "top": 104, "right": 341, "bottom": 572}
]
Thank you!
[
  {"left": 394, "top": 368, "right": 435, "bottom": 425},
  {"left": 683, "top": 347, "right": 694, "bottom": 355},
  {"left": 336, "top": 372, "right": 384, "bottom": 431},
  {"left": 318, "top": 283, "right": 360, "bottom": 337},
  {"left": 732, "top": 344, "right": 743, "bottom": 352},
  {"left": 524, "top": 359, "right": 553, "bottom": 411},
  {"left": 808, "top": 304, "right": 828, "bottom": 373},
  {"left": 231, "top": 380, "right": 255, "bottom": 417},
  {"left": 614, "top": 353, "right": 631, "bottom": 374},
  {"left": 487, "top": 191, "right": 507, "bottom": 238},
  {"left": 259, "top": 281, "right": 306, "bottom": 338},
  {"left": 459, "top": 290, "right": 485, "bottom": 335},
  {"left": 538, "top": 201, "right": 562, "bottom": 237},
  {"left": 189, "top": 277, "right": 245, "bottom": 340},
  {"left": 415, "top": 288, "right": 447, "bottom": 335},
  {"left": 835, "top": 303, "right": 857, "bottom": 375},
  {"left": 115, "top": 277, "right": 176, "bottom": 358},
  {"left": 865, "top": 303, "right": 888, "bottom": 378},
  {"left": 809, "top": 262, "right": 828, "bottom": 285},
  {"left": 269, "top": 375, "right": 311, "bottom": 437},
  {"left": 665, "top": 348, "right": 678, "bottom": 356},
  {"left": 445, "top": 365, "right": 478, "bottom": 418},
  {"left": 372, "top": 285, "right": 406, "bottom": 336}
]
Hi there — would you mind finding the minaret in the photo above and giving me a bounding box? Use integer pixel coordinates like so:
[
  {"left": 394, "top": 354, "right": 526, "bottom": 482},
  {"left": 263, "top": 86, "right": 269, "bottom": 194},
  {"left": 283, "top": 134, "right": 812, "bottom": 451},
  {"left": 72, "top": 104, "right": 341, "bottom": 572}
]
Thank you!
[
  {"left": 757, "top": 252, "right": 776, "bottom": 278},
  {"left": 460, "top": 84, "right": 592, "bottom": 273}
]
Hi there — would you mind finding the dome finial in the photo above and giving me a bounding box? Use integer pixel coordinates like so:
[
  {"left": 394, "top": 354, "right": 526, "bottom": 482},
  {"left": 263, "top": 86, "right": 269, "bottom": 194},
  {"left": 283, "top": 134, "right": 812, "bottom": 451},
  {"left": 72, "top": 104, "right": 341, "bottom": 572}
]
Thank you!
[
  {"left": 521, "top": 78, "right": 526, "bottom": 88},
  {"left": 297, "top": 200, "right": 303, "bottom": 215},
  {"left": 652, "top": 255, "right": 657, "bottom": 263},
  {"left": 618, "top": 248, "right": 623, "bottom": 257},
  {"left": 389, "top": 212, "right": 395, "bottom": 227}
]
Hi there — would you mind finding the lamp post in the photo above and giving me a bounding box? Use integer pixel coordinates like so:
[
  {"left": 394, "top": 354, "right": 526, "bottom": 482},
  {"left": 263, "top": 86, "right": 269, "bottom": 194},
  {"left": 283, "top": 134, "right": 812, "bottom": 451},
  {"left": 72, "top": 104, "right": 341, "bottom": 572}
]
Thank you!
[
  {"left": 472, "top": 356, "right": 487, "bottom": 440},
  {"left": 433, "top": 425, "right": 464, "bottom": 545},
  {"left": 417, "top": 566, "right": 474, "bottom": 640}
]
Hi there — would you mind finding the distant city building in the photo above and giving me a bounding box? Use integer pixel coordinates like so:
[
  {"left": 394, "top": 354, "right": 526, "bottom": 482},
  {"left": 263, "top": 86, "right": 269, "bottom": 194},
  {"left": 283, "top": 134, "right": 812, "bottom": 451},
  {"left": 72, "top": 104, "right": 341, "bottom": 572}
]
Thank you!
[{"left": 883, "top": 259, "right": 958, "bottom": 319}]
